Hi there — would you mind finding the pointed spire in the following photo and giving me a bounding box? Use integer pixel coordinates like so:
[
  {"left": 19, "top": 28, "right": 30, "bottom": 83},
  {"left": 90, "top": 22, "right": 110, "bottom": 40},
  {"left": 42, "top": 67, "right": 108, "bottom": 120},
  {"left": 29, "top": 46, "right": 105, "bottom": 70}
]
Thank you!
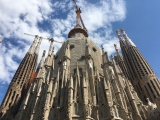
[
  {"left": 120, "top": 29, "right": 136, "bottom": 47},
  {"left": 113, "top": 44, "right": 124, "bottom": 62},
  {"left": 112, "top": 56, "right": 123, "bottom": 75},
  {"left": 116, "top": 30, "right": 123, "bottom": 41},
  {"left": 119, "top": 38, "right": 126, "bottom": 47},
  {"left": 28, "top": 35, "right": 39, "bottom": 54},
  {"left": 64, "top": 43, "right": 70, "bottom": 60},
  {"left": 101, "top": 44, "right": 105, "bottom": 54},
  {"left": 35, "top": 37, "right": 42, "bottom": 54},
  {"left": 114, "top": 44, "right": 118, "bottom": 53},
  {"left": 45, "top": 39, "right": 54, "bottom": 67},
  {"left": 48, "top": 38, "right": 54, "bottom": 56},
  {"left": 51, "top": 47, "right": 55, "bottom": 70},
  {"left": 116, "top": 30, "right": 126, "bottom": 48},
  {"left": 102, "top": 50, "right": 110, "bottom": 64},
  {"left": 37, "top": 50, "right": 46, "bottom": 72}
]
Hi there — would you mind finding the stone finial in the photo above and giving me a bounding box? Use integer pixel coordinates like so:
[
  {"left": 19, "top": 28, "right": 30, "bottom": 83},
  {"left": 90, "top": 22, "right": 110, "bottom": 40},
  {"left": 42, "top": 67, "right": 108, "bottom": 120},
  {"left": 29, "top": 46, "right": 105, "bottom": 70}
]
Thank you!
[
  {"left": 35, "top": 37, "right": 42, "bottom": 54},
  {"left": 28, "top": 35, "right": 39, "bottom": 54},
  {"left": 36, "top": 50, "right": 46, "bottom": 73},
  {"left": 47, "top": 39, "right": 54, "bottom": 56},
  {"left": 116, "top": 30, "right": 123, "bottom": 41},
  {"left": 114, "top": 44, "right": 118, "bottom": 53},
  {"left": 120, "top": 28, "right": 128, "bottom": 39},
  {"left": 101, "top": 44, "right": 105, "bottom": 54},
  {"left": 120, "top": 28, "right": 136, "bottom": 47}
]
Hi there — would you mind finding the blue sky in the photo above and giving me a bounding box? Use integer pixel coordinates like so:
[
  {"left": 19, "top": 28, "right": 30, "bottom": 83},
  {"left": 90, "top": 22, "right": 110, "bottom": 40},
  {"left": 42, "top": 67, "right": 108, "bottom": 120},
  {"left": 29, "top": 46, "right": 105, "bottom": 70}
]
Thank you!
[{"left": 0, "top": 0, "right": 160, "bottom": 103}]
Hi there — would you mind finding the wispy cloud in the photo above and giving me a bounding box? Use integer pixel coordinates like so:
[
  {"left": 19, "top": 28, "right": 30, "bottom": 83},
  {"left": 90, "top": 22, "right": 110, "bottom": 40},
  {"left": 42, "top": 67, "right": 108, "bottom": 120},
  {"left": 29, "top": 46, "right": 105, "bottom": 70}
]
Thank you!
[
  {"left": 50, "top": 0, "right": 126, "bottom": 53},
  {"left": 0, "top": 0, "right": 126, "bottom": 84}
]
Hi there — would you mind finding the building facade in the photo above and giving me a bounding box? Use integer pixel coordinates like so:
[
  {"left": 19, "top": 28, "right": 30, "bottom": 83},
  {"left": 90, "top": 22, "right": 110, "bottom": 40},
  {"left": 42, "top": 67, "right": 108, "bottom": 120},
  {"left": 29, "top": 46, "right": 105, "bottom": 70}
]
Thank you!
[{"left": 0, "top": 1, "right": 160, "bottom": 120}]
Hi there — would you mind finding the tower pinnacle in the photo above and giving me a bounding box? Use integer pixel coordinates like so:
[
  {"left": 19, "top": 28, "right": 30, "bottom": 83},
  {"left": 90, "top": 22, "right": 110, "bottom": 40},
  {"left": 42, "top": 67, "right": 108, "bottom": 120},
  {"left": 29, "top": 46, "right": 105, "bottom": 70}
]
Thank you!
[
  {"left": 101, "top": 44, "right": 105, "bottom": 54},
  {"left": 35, "top": 37, "right": 42, "bottom": 54},
  {"left": 114, "top": 44, "right": 118, "bottom": 53},
  {"left": 116, "top": 30, "right": 124, "bottom": 41},
  {"left": 120, "top": 29, "right": 136, "bottom": 47},
  {"left": 28, "top": 35, "right": 39, "bottom": 54}
]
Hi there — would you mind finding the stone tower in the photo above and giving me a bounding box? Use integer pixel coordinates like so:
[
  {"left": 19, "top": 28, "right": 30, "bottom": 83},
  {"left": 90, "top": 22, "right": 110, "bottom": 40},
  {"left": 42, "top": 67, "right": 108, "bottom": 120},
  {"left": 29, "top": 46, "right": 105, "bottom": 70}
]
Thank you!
[
  {"left": 0, "top": 36, "right": 42, "bottom": 119},
  {"left": 116, "top": 29, "right": 160, "bottom": 104},
  {"left": 1, "top": 0, "right": 160, "bottom": 120}
]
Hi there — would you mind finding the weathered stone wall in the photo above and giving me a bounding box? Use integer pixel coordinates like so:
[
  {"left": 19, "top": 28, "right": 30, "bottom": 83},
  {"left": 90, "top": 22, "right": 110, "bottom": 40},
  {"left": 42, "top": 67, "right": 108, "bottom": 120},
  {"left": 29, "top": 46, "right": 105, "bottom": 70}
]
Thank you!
[{"left": 54, "top": 36, "right": 103, "bottom": 76}]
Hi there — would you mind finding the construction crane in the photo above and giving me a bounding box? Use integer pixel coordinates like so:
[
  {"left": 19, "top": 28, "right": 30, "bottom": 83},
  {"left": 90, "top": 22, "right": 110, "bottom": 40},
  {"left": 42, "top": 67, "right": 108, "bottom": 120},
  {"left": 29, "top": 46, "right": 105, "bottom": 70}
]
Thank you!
[
  {"left": 24, "top": 33, "right": 63, "bottom": 44},
  {"left": 72, "top": 0, "right": 87, "bottom": 31}
]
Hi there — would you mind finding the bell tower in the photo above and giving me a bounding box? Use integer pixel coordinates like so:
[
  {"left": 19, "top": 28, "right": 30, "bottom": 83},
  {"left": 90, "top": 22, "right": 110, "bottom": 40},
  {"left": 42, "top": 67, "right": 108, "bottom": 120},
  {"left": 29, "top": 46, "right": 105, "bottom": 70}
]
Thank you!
[
  {"left": 0, "top": 36, "right": 42, "bottom": 119},
  {"left": 117, "top": 29, "right": 160, "bottom": 103}
]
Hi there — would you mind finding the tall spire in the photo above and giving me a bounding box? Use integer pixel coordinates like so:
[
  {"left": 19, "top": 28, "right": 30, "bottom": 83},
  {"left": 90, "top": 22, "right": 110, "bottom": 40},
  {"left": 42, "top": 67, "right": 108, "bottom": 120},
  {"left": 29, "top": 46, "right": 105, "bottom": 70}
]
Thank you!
[
  {"left": 37, "top": 50, "right": 46, "bottom": 72},
  {"left": 118, "top": 29, "right": 160, "bottom": 104},
  {"left": 116, "top": 30, "right": 123, "bottom": 41},
  {"left": 45, "top": 39, "right": 54, "bottom": 67},
  {"left": 35, "top": 37, "right": 42, "bottom": 54},
  {"left": 114, "top": 44, "right": 119, "bottom": 53},
  {"left": 116, "top": 30, "right": 126, "bottom": 48},
  {"left": 28, "top": 35, "right": 39, "bottom": 54},
  {"left": 0, "top": 36, "right": 39, "bottom": 119},
  {"left": 120, "top": 29, "right": 136, "bottom": 47},
  {"left": 113, "top": 43, "right": 123, "bottom": 62},
  {"left": 48, "top": 38, "right": 54, "bottom": 56},
  {"left": 101, "top": 44, "right": 105, "bottom": 54},
  {"left": 101, "top": 45, "right": 110, "bottom": 64},
  {"left": 116, "top": 29, "right": 135, "bottom": 81}
]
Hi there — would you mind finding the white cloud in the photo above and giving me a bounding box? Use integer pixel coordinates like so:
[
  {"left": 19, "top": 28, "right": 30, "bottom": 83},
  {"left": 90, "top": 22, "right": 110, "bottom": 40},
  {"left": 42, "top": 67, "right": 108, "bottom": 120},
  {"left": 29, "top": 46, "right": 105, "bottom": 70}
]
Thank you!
[
  {"left": 0, "top": 0, "right": 126, "bottom": 84},
  {"left": 0, "top": 0, "right": 52, "bottom": 39},
  {"left": 0, "top": 0, "right": 54, "bottom": 83},
  {"left": 103, "top": 37, "right": 120, "bottom": 55},
  {"left": 50, "top": 0, "right": 126, "bottom": 54}
]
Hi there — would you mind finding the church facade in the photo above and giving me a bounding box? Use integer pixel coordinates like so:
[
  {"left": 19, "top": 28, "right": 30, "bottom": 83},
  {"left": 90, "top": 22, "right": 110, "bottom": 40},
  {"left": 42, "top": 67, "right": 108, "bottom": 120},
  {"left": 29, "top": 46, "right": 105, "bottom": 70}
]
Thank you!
[{"left": 0, "top": 1, "right": 160, "bottom": 120}]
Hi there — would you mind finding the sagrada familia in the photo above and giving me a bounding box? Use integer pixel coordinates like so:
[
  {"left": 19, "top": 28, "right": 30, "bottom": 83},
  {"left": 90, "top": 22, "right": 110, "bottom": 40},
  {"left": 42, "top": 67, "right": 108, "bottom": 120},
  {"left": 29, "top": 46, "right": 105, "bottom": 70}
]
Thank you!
[{"left": 0, "top": 0, "right": 160, "bottom": 120}]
